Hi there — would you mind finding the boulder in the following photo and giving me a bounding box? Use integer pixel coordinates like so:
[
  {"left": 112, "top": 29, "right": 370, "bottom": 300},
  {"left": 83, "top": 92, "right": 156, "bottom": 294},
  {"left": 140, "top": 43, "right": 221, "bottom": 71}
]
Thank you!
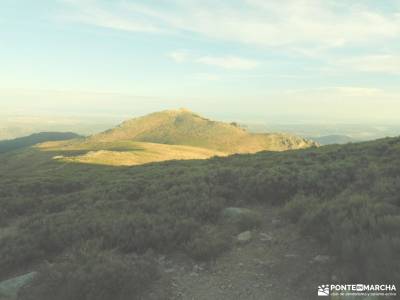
[
  {"left": 237, "top": 231, "right": 252, "bottom": 243},
  {"left": 260, "top": 232, "right": 273, "bottom": 242},
  {"left": 222, "top": 207, "right": 262, "bottom": 230},
  {"left": 222, "top": 207, "right": 257, "bottom": 219},
  {"left": 313, "top": 255, "right": 330, "bottom": 263},
  {"left": 0, "top": 272, "right": 37, "bottom": 300}
]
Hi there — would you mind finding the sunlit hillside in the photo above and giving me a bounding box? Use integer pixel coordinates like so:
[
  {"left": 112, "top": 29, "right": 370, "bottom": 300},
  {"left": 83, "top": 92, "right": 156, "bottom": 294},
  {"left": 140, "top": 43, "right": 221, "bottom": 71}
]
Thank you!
[
  {"left": 38, "top": 140, "right": 225, "bottom": 166},
  {"left": 90, "top": 109, "right": 317, "bottom": 153},
  {"left": 33, "top": 109, "right": 317, "bottom": 166}
]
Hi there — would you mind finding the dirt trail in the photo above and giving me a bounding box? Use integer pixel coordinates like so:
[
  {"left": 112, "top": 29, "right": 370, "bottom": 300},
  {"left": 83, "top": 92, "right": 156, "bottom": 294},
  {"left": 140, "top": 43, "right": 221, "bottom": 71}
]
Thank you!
[{"left": 162, "top": 206, "right": 331, "bottom": 300}]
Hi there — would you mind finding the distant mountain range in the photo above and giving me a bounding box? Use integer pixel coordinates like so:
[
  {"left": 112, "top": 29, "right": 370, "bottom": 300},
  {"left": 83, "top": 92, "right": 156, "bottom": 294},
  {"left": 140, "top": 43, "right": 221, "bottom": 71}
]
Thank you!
[
  {"left": 310, "top": 135, "right": 357, "bottom": 145},
  {"left": 248, "top": 122, "right": 400, "bottom": 142},
  {"left": 0, "top": 116, "right": 117, "bottom": 141},
  {"left": 37, "top": 109, "right": 317, "bottom": 166},
  {"left": 0, "top": 132, "right": 82, "bottom": 153}
]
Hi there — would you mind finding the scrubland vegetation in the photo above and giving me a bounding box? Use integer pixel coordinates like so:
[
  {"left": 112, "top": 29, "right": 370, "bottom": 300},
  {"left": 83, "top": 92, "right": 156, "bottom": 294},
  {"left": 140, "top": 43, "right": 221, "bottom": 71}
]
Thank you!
[{"left": 0, "top": 136, "right": 399, "bottom": 298}]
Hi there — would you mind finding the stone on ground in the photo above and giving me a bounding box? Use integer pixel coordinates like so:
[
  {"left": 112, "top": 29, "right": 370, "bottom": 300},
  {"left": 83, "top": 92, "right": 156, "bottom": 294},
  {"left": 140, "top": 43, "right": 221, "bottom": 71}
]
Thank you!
[
  {"left": 237, "top": 231, "right": 252, "bottom": 243},
  {"left": 0, "top": 272, "right": 37, "bottom": 300}
]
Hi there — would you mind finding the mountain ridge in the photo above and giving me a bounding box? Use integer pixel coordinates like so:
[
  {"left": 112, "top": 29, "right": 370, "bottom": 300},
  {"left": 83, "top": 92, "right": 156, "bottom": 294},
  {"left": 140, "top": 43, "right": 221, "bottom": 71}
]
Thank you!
[
  {"left": 33, "top": 109, "right": 318, "bottom": 166},
  {"left": 89, "top": 109, "right": 318, "bottom": 154}
]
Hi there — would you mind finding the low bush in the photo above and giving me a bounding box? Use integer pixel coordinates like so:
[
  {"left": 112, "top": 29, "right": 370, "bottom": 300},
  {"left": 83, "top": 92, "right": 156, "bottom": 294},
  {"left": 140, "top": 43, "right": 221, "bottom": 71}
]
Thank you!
[
  {"left": 185, "top": 225, "right": 232, "bottom": 261},
  {"left": 18, "top": 244, "right": 159, "bottom": 300},
  {"left": 1, "top": 136, "right": 400, "bottom": 290}
]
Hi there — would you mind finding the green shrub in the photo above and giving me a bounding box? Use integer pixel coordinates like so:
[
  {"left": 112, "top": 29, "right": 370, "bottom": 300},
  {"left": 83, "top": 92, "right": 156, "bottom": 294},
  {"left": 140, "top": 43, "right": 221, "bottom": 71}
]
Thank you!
[
  {"left": 282, "top": 194, "right": 321, "bottom": 223},
  {"left": 2, "top": 135, "right": 400, "bottom": 286},
  {"left": 235, "top": 212, "right": 262, "bottom": 232},
  {"left": 222, "top": 207, "right": 262, "bottom": 232},
  {"left": 18, "top": 245, "right": 159, "bottom": 300},
  {"left": 185, "top": 225, "right": 232, "bottom": 261}
]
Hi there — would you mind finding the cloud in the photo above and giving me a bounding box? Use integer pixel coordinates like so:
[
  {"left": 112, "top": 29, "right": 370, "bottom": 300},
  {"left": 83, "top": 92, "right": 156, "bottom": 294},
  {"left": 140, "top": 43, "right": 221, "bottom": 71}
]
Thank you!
[
  {"left": 330, "top": 87, "right": 384, "bottom": 97},
  {"left": 167, "top": 51, "right": 258, "bottom": 70},
  {"left": 196, "top": 55, "right": 258, "bottom": 70},
  {"left": 168, "top": 50, "right": 189, "bottom": 63},
  {"left": 276, "top": 86, "right": 400, "bottom": 122},
  {"left": 192, "top": 73, "right": 220, "bottom": 81},
  {"left": 60, "top": 0, "right": 163, "bottom": 33},
  {"left": 286, "top": 86, "right": 384, "bottom": 97},
  {"left": 341, "top": 55, "right": 400, "bottom": 75},
  {"left": 283, "top": 86, "right": 394, "bottom": 101},
  {"left": 60, "top": 0, "right": 400, "bottom": 52}
]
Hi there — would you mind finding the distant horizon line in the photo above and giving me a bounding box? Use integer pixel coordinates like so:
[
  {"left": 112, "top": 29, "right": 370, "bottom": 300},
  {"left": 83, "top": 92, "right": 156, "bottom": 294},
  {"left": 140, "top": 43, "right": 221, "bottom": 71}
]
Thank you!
[{"left": 1, "top": 110, "right": 400, "bottom": 126}]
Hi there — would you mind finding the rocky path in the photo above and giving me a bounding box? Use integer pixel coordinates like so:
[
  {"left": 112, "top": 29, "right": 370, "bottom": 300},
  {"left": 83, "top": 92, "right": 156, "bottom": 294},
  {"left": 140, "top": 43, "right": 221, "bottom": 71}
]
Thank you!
[{"left": 162, "top": 206, "right": 332, "bottom": 300}]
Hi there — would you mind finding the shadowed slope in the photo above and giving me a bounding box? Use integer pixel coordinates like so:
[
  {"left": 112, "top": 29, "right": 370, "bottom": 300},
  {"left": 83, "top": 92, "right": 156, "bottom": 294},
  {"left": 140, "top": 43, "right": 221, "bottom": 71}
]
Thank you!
[{"left": 0, "top": 132, "right": 82, "bottom": 153}]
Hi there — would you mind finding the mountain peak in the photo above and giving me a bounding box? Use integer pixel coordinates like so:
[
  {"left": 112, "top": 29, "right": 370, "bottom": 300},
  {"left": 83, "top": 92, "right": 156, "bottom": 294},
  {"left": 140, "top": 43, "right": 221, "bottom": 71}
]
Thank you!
[
  {"left": 157, "top": 108, "right": 199, "bottom": 117},
  {"left": 178, "top": 107, "right": 191, "bottom": 112},
  {"left": 161, "top": 108, "right": 192, "bottom": 114}
]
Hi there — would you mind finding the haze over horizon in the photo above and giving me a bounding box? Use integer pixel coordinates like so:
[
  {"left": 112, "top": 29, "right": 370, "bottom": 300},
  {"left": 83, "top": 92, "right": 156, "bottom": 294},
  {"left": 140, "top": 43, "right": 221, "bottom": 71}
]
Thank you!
[{"left": 1, "top": 0, "right": 400, "bottom": 123}]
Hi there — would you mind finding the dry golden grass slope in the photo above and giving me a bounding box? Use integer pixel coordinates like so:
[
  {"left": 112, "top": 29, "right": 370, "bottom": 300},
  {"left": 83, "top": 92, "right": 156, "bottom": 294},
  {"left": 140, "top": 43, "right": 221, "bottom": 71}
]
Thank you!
[
  {"left": 37, "top": 140, "right": 225, "bottom": 166},
  {"left": 36, "top": 109, "right": 317, "bottom": 166}
]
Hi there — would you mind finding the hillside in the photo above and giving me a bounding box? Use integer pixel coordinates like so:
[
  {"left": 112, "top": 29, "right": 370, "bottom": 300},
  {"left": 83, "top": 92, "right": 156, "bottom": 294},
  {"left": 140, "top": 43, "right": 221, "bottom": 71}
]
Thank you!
[
  {"left": 90, "top": 109, "right": 317, "bottom": 153},
  {"left": 34, "top": 109, "right": 317, "bottom": 166},
  {"left": 0, "top": 136, "right": 399, "bottom": 299},
  {"left": 0, "top": 132, "right": 82, "bottom": 154},
  {"left": 38, "top": 140, "right": 225, "bottom": 166}
]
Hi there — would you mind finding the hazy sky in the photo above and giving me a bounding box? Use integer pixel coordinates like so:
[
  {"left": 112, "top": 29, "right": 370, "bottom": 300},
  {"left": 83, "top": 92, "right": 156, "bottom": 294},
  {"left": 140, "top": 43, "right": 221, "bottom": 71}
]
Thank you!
[{"left": 1, "top": 0, "right": 399, "bottom": 122}]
